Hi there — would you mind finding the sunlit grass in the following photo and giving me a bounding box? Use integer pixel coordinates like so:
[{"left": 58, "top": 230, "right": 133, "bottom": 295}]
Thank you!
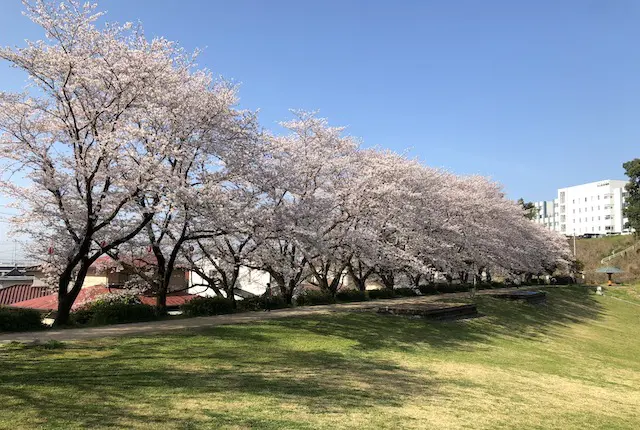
[{"left": 1, "top": 286, "right": 639, "bottom": 429}]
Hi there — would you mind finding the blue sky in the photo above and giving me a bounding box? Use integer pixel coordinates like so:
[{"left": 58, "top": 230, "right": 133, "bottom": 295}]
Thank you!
[{"left": 0, "top": 0, "right": 638, "bottom": 212}]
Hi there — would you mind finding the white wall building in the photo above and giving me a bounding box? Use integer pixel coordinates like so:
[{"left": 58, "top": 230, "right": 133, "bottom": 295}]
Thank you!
[
  {"left": 188, "top": 264, "right": 271, "bottom": 298},
  {"left": 532, "top": 179, "right": 630, "bottom": 236}
]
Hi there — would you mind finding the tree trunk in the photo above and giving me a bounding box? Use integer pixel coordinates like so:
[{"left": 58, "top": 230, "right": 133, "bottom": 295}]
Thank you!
[
  {"left": 285, "top": 279, "right": 296, "bottom": 305},
  {"left": 53, "top": 260, "right": 90, "bottom": 326},
  {"left": 152, "top": 245, "right": 168, "bottom": 313},
  {"left": 347, "top": 262, "right": 371, "bottom": 292},
  {"left": 226, "top": 265, "right": 240, "bottom": 309},
  {"left": 155, "top": 285, "right": 168, "bottom": 314},
  {"left": 410, "top": 273, "right": 422, "bottom": 289},
  {"left": 352, "top": 276, "right": 366, "bottom": 292},
  {"left": 379, "top": 269, "right": 395, "bottom": 290},
  {"left": 315, "top": 276, "right": 330, "bottom": 295}
]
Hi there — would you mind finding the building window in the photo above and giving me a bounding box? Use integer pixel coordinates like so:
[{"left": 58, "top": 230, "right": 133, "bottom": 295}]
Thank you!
[
  {"left": 598, "top": 195, "right": 600, "bottom": 200},
  {"left": 605, "top": 215, "right": 611, "bottom": 220},
  {"left": 572, "top": 199, "right": 575, "bottom": 203},
  {"left": 585, "top": 197, "right": 587, "bottom": 202}
]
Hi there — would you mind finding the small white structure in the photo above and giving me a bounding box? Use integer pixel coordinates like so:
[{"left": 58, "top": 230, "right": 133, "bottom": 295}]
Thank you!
[{"left": 188, "top": 264, "right": 271, "bottom": 298}]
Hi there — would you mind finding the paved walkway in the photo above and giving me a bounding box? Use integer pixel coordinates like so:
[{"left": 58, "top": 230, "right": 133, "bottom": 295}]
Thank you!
[{"left": 0, "top": 287, "right": 543, "bottom": 344}]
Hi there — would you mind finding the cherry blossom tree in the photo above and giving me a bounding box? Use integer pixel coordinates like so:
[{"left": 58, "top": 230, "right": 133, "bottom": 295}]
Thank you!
[
  {"left": 182, "top": 182, "right": 266, "bottom": 307},
  {"left": 0, "top": 0, "right": 247, "bottom": 323},
  {"left": 0, "top": 2, "right": 573, "bottom": 322},
  {"left": 107, "top": 73, "right": 258, "bottom": 312},
  {"left": 244, "top": 112, "right": 360, "bottom": 302}
]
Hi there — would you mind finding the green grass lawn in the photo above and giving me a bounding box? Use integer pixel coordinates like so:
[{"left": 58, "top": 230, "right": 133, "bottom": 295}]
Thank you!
[{"left": 1, "top": 286, "right": 639, "bottom": 429}]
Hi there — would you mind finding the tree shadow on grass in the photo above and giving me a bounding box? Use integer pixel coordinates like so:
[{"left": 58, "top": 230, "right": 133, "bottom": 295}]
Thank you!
[
  {"left": 0, "top": 330, "right": 443, "bottom": 428},
  {"left": 0, "top": 287, "right": 605, "bottom": 428},
  {"left": 271, "top": 286, "right": 606, "bottom": 352}
]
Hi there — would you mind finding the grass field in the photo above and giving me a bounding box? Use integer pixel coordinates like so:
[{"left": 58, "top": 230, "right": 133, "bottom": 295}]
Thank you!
[{"left": 1, "top": 286, "right": 639, "bottom": 429}]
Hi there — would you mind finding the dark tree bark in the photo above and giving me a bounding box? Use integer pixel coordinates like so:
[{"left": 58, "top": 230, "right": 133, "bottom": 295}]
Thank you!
[
  {"left": 309, "top": 260, "right": 348, "bottom": 297},
  {"left": 408, "top": 273, "right": 422, "bottom": 289},
  {"left": 347, "top": 260, "right": 374, "bottom": 292},
  {"left": 378, "top": 268, "right": 395, "bottom": 290},
  {"left": 53, "top": 209, "right": 155, "bottom": 326}
]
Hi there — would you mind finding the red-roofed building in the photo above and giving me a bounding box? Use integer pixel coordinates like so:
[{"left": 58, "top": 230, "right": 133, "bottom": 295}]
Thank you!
[
  {"left": 10, "top": 284, "right": 197, "bottom": 312},
  {"left": 84, "top": 256, "right": 190, "bottom": 291},
  {"left": 0, "top": 284, "right": 49, "bottom": 306}
]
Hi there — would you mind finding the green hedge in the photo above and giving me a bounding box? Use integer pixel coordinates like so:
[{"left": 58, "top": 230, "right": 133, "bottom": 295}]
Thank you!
[
  {"left": 417, "top": 284, "right": 438, "bottom": 295},
  {"left": 180, "top": 296, "right": 234, "bottom": 317},
  {"left": 236, "top": 296, "right": 289, "bottom": 311},
  {"left": 433, "top": 284, "right": 470, "bottom": 294},
  {"left": 367, "top": 289, "right": 396, "bottom": 300},
  {"left": 0, "top": 306, "right": 44, "bottom": 332},
  {"left": 335, "top": 289, "right": 368, "bottom": 302},
  {"left": 295, "top": 290, "right": 335, "bottom": 306},
  {"left": 71, "top": 295, "right": 158, "bottom": 326},
  {"left": 394, "top": 287, "right": 418, "bottom": 297}
]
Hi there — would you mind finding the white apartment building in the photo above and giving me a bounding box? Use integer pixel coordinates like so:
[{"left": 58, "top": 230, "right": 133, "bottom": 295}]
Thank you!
[{"left": 533, "top": 179, "right": 630, "bottom": 236}]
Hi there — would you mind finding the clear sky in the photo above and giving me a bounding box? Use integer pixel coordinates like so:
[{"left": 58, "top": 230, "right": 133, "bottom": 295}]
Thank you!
[{"left": 0, "top": 1, "right": 638, "bottom": 211}]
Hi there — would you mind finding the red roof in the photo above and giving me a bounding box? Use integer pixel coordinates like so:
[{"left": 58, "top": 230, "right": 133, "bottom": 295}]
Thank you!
[
  {"left": 0, "top": 284, "right": 49, "bottom": 306},
  {"left": 138, "top": 294, "right": 195, "bottom": 307},
  {"left": 10, "top": 284, "right": 197, "bottom": 311}
]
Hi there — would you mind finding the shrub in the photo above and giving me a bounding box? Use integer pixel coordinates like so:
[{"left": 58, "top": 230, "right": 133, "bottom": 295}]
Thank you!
[
  {"left": 367, "top": 289, "right": 396, "bottom": 300},
  {"left": 295, "top": 290, "right": 335, "bottom": 306},
  {"left": 394, "top": 287, "right": 418, "bottom": 297},
  {"left": 335, "top": 289, "right": 367, "bottom": 302},
  {"left": 434, "top": 284, "right": 470, "bottom": 294},
  {"left": 70, "top": 293, "right": 158, "bottom": 326},
  {"left": 235, "top": 296, "right": 262, "bottom": 311},
  {"left": 0, "top": 306, "right": 44, "bottom": 332},
  {"left": 552, "top": 275, "right": 574, "bottom": 285},
  {"left": 85, "top": 301, "right": 157, "bottom": 326},
  {"left": 417, "top": 284, "right": 439, "bottom": 295},
  {"left": 69, "top": 307, "right": 94, "bottom": 326},
  {"left": 180, "top": 296, "right": 234, "bottom": 317},
  {"left": 236, "top": 296, "right": 289, "bottom": 311}
]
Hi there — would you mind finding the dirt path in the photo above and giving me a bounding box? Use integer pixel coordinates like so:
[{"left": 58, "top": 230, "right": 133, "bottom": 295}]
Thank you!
[{"left": 0, "top": 286, "right": 546, "bottom": 344}]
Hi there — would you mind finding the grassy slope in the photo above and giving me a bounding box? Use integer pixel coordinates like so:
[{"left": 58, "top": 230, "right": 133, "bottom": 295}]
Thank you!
[
  {"left": 574, "top": 235, "right": 640, "bottom": 283},
  {"left": 1, "top": 287, "right": 639, "bottom": 429}
]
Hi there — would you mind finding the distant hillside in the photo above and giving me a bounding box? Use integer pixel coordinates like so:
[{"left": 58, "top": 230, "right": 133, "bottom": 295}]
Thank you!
[{"left": 573, "top": 235, "right": 640, "bottom": 284}]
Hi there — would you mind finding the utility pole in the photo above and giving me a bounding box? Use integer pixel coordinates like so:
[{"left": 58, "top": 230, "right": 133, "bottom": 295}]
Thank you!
[{"left": 573, "top": 229, "right": 577, "bottom": 257}]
